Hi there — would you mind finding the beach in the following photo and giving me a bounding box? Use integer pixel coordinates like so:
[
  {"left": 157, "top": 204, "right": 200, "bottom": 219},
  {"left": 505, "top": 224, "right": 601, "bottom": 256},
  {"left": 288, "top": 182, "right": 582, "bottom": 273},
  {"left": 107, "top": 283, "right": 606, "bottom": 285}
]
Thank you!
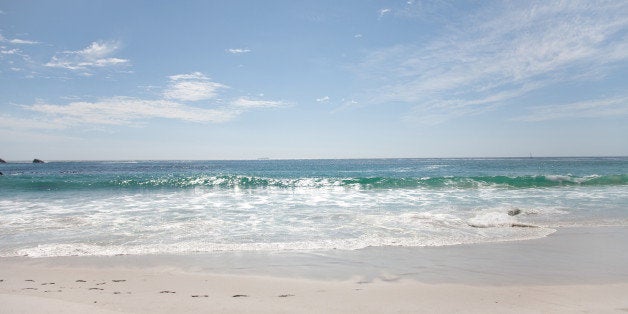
[
  {"left": 2, "top": 226, "right": 627, "bottom": 313},
  {"left": 1, "top": 158, "right": 627, "bottom": 312},
  {"left": 3, "top": 0, "right": 627, "bottom": 311}
]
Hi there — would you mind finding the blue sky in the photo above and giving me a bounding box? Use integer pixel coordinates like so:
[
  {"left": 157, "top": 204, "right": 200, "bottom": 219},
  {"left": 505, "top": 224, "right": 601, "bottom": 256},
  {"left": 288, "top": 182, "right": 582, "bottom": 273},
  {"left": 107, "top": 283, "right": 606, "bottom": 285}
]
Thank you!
[{"left": 1, "top": 0, "right": 627, "bottom": 160}]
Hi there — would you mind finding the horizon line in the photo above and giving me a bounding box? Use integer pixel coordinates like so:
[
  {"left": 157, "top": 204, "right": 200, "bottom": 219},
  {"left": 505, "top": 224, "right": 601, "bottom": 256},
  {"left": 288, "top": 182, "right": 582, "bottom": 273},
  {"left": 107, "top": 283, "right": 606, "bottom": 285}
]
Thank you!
[{"left": 1, "top": 155, "right": 627, "bottom": 163}]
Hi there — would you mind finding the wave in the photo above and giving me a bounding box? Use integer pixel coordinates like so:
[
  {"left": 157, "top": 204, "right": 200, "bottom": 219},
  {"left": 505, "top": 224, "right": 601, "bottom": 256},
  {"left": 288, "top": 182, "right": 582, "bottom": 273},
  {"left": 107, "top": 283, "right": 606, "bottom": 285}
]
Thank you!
[{"left": 1, "top": 173, "right": 626, "bottom": 191}]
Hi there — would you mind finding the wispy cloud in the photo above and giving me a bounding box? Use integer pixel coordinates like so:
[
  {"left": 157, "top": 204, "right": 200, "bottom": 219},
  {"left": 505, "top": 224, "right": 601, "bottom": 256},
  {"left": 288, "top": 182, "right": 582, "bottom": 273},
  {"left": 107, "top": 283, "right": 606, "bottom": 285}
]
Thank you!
[
  {"left": 378, "top": 8, "right": 391, "bottom": 18},
  {"left": 0, "top": 32, "right": 39, "bottom": 45},
  {"left": 354, "top": 1, "right": 628, "bottom": 123},
  {"left": 0, "top": 32, "right": 38, "bottom": 75},
  {"left": 168, "top": 72, "right": 208, "bottom": 81},
  {"left": 226, "top": 48, "right": 251, "bottom": 54},
  {"left": 1, "top": 48, "right": 19, "bottom": 55},
  {"left": 163, "top": 72, "right": 228, "bottom": 102},
  {"left": 316, "top": 96, "right": 330, "bottom": 103},
  {"left": 7, "top": 72, "right": 289, "bottom": 131},
  {"left": 8, "top": 38, "right": 39, "bottom": 45},
  {"left": 24, "top": 97, "right": 238, "bottom": 125},
  {"left": 0, "top": 46, "right": 34, "bottom": 65},
  {"left": 231, "top": 97, "right": 287, "bottom": 108},
  {"left": 79, "top": 41, "right": 119, "bottom": 58},
  {"left": 45, "top": 40, "right": 129, "bottom": 71},
  {"left": 0, "top": 34, "right": 40, "bottom": 45}
]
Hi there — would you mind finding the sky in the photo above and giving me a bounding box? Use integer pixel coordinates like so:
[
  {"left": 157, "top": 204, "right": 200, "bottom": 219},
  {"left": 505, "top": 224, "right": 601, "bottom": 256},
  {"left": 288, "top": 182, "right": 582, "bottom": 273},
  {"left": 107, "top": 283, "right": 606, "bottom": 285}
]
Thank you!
[{"left": 1, "top": 0, "right": 627, "bottom": 160}]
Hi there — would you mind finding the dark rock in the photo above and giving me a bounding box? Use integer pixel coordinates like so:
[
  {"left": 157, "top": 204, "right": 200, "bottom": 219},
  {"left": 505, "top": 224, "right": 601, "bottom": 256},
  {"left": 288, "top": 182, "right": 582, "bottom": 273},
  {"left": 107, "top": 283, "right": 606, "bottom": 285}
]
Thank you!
[
  {"left": 511, "top": 223, "right": 537, "bottom": 228},
  {"left": 0, "top": 158, "right": 6, "bottom": 163},
  {"left": 33, "top": 159, "right": 45, "bottom": 163},
  {"left": 507, "top": 208, "right": 522, "bottom": 216}
]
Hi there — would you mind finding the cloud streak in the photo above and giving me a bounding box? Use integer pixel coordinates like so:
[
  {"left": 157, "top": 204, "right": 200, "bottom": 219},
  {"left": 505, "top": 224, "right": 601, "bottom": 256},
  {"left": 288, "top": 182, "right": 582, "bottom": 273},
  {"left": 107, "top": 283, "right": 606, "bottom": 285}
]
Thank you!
[
  {"left": 226, "top": 48, "right": 251, "bottom": 54},
  {"left": 8, "top": 38, "right": 39, "bottom": 45},
  {"left": 7, "top": 72, "right": 289, "bottom": 131},
  {"left": 24, "top": 97, "right": 238, "bottom": 125},
  {"left": 0, "top": 32, "right": 39, "bottom": 45},
  {"left": 354, "top": 1, "right": 628, "bottom": 123},
  {"left": 316, "top": 96, "right": 330, "bottom": 103},
  {"left": 231, "top": 97, "right": 286, "bottom": 108},
  {"left": 45, "top": 40, "right": 130, "bottom": 71}
]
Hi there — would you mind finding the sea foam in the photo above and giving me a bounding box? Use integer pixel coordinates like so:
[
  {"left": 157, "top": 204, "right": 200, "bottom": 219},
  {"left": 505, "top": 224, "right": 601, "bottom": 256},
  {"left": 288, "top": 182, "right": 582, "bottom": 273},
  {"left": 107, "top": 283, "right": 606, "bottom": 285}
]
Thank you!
[{"left": 1, "top": 158, "right": 627, "bottom": 257}]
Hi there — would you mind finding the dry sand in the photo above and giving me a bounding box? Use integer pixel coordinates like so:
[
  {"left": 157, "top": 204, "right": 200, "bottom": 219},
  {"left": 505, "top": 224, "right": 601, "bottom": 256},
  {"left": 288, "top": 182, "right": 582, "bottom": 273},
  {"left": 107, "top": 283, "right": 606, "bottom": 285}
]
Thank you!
[{"left": 1, "top": 227, "right": 628, "bottom": 313}]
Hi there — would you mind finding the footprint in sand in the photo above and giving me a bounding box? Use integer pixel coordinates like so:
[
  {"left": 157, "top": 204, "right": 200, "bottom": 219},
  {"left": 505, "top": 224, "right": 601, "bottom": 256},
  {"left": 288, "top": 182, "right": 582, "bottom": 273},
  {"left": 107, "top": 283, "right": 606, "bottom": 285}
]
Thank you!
[
  {"left": 159, "top": 290, "right": 176, "bottom": 294},
  {"left": 191, "top": 294, "right": 209, "bottom": 298},
  {"left": 89, "top": 288, "right": 105, "bottom": 291},
  {"left": 25, "top": 279, "right": 35, "bottom": 282},
  {"left": 41, "top": 282, "right": 55, "bottom": 285},
  {"left": 278, "top": 294, "right": 294, "bottom": 298},
  {"left": 112, "top": 279, "right": 126, "bottom": 283},
  {"left": 22, "top": 288, "right": 38, "bottom": 290},
  {"left": 76, "top": 280, "right": 87, "bottom": 283},
  {"left": 95, "top": 282, "right": 106, "bottom": 286},
  {"left": 232, "top": 294, "right": 249, "bottom": 298}
]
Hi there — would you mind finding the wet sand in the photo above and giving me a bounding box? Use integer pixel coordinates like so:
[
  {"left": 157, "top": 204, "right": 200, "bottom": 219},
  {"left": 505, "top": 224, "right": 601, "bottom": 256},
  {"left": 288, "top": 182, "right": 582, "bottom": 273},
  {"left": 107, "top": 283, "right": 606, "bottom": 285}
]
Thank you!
[{"left": 1, "top": 227, "right": 627, "bottom": 313}]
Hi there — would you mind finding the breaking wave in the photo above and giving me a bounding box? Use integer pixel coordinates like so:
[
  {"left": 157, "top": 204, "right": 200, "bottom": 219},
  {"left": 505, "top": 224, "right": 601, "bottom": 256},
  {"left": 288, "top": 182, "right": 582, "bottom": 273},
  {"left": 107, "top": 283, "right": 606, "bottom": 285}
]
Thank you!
[{"left": 1, "top": 174, "right": 626, "bottom": 191}]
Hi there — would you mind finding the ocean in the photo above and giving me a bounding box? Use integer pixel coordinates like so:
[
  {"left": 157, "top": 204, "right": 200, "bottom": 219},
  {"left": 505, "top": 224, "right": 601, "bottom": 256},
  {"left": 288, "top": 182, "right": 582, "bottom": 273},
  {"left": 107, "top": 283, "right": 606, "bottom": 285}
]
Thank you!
[{"left": 0, "top": 157, "right": 626, "bottom": 258}]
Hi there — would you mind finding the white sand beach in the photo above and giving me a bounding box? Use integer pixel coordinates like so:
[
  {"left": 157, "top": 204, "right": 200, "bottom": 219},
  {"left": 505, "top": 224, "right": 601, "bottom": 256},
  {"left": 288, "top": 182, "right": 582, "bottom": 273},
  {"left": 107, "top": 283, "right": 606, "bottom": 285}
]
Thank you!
[{"left": 1, "top": 226, "right": 627, "bottom": 313}]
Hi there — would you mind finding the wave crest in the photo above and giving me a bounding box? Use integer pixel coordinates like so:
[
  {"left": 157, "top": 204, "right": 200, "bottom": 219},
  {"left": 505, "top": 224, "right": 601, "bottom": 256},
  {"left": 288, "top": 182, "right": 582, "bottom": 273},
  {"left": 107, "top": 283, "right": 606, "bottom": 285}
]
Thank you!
[{"left": 1, "top": 174, "right": 626, "bottom": 191}]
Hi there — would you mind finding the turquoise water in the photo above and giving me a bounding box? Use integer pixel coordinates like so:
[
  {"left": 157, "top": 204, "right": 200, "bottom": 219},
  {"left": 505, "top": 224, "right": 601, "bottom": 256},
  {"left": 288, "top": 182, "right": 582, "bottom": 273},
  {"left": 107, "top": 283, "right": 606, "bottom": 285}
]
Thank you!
[{"left": 1, "top": 157, "right": 626, "bottom": 257}]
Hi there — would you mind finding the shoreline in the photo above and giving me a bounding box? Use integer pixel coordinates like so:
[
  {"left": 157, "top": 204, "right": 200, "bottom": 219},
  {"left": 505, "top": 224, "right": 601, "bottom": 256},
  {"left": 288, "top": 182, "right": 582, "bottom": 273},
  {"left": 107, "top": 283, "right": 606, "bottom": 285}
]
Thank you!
[{"left": 1, "top": 226, "right": 628, "bottom": 313}]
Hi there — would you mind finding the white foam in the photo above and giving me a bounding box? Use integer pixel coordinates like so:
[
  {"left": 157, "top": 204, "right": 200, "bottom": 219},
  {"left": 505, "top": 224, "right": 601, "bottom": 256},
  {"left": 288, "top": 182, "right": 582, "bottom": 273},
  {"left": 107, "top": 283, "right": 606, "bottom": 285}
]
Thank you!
[
  {"left": 2, "top": 181, "right": 626, "bottom": 258},
  {"left": 545, "top": 174, "right": 592, "bottom": 184},
  {"left": 4, "top": 226, "right": 557, "bottom": 258},
  {"left": 468, "top": 212, "right": 516, "bottom": 228}
]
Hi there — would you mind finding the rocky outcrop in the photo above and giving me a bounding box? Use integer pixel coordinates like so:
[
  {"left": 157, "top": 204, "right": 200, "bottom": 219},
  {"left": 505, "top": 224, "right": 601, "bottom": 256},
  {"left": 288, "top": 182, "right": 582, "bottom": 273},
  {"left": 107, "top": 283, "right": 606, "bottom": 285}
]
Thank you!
[
  {"left": 0, "top": 158, "right": 6, "bottom": 163},
  {"left": 33, "top": 159, "right": 45, "bottom": 163}
]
